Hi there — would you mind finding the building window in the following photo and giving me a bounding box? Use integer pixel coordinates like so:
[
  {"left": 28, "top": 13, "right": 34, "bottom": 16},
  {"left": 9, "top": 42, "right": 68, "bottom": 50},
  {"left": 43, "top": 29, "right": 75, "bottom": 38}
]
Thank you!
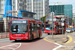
[
  {"left": 33, "top": 0, "right": 43, "bottom": 1},
  {"left": 1, "top": 6, "right": 4, "bottom": 9},
  {"left": 13, "top": 6, "right": 15, "bottom": 9},
  {"left": 13, "top": 0, "right": 15, "bottom": 4},
  {"left": 1, "top": 1, "right": 4, "bottom": 4},
  {"left": 19, "top": 0, "right": 22, "bottom": 3},
  {"left": 18, "top": 0, "right": 19, "bottom": 3},
  {"left": 27, "top": 0, "right": 31, "bottom": 2}
]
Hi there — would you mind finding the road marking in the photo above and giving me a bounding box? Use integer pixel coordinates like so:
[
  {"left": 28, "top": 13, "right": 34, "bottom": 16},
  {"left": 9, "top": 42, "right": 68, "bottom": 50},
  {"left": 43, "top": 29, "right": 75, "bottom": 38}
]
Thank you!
[
  {"left": 15, "top": 43, "right": 21, "bottom": 50},
  {"left": 53, "top": 43, "right": 62, "bottom": 50},
  {"left": 43, "top": 35, "right": 72, "bottom": 50},
  {"left": 66, "top": 35, "right": 72, "bottom": 43},
  {"left": 43, "top": 36, "right": 54, "bottom": 43},
  {"left": 0, "top": 43, "right": 21, "bottom": 50},
  {"left": 43, "top": 36, "right": 62, "bottom": 50}
]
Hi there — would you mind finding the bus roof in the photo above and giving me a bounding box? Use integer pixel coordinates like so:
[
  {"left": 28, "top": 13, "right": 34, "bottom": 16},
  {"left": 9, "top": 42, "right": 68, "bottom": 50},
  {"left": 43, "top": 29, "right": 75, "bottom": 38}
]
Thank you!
[
  {"left": 46, "top": 15, "right": 62, "bottom": 18},
  {"left": 10, "top": 19, "right": 42, "bottom": 24}
]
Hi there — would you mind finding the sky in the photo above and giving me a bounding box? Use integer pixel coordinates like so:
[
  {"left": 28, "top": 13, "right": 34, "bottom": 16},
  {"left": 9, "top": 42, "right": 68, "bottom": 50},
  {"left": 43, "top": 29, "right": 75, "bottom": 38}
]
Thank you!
[{"left": 49, "top": 0, "right": 75, "bottom": 13}]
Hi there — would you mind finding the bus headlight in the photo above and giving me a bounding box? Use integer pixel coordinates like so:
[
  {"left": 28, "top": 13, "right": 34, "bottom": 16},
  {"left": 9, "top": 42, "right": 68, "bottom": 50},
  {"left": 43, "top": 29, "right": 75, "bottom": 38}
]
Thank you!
[{"left": 26, "top": 37, "right": 28, "bottom": 39}]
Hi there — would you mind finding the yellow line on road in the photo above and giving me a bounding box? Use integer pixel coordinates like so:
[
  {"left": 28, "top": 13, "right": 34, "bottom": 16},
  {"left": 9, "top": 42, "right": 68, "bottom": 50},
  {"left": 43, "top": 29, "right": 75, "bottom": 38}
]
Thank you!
[
  {"left": 43, "top": 36, "right": 54, "bottom": 43},
  {"left": 66, "top": 35, "right": 72, "bottom": 43},
  {"left": 43, "top": 35, "right": 72, "bottom": 44}
]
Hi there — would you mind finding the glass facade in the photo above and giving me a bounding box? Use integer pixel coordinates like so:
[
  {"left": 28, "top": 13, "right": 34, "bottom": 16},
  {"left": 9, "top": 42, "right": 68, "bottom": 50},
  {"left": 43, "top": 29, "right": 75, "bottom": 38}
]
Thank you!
[
  {"left": 50, "top": 5, "right": 64, "bottom": 15},
  {"left": 49, "top": 4, "right": 72, "bottom": 18},
  {"left": 64, "top": 5, "right": 72, "bottom": 18}
]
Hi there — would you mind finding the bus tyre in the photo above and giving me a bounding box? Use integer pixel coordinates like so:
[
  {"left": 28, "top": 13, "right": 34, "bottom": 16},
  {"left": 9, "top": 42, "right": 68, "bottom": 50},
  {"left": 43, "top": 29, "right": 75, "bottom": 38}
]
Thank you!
[
  {"left": 15, "top": 40, "right": 18, "bottom": 42},
  {"left": 48, "top": 33, "right": 50, "bottom": 35}
]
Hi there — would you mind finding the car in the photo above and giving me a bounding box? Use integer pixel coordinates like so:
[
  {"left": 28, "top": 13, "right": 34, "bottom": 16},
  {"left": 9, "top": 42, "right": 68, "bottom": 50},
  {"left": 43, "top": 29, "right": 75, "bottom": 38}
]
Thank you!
[
  {"left": 66, "top": 28, "right": 72, "bottom": 33},
  {"left": 72, "top": 28, "right": 75, "bottom": 31}
]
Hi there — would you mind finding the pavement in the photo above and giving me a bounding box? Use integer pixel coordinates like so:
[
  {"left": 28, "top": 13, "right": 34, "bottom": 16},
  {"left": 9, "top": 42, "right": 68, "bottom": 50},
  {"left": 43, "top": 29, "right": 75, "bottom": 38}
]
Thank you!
[
  {"left": 0, "top": 32, "right": 9, "bottom": 39},
  {"left": 44, "top": 32, "right": 75, "bottom": 50},
  {"left": 45, "top": 34, "right": 68, "bottom": 45},
  {"left": 57, "top": 32, "right": 75, "bottom": 50}
]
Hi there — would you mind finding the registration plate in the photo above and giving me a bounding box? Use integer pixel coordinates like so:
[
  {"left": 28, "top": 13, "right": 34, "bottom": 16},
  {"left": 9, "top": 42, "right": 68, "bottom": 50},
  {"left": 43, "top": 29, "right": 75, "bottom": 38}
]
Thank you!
[{"left": 17, "top": 39, "right": 21, "bottom": 40}]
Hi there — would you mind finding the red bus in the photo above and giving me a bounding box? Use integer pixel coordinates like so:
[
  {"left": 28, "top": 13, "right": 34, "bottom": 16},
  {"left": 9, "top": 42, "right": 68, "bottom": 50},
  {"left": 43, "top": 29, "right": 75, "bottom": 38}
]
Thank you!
[
  {"left": 44, "top": 15, "right": 66, "bottom": 35},
  {"left": 9, "top": 19, "right": 42, "bottom": 41}
]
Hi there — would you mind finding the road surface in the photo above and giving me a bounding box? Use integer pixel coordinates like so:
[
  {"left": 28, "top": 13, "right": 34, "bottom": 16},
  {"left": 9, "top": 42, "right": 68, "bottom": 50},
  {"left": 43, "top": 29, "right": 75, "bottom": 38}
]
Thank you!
[{"left": 0, "top": 33, "right": 58, "bottom": 50}]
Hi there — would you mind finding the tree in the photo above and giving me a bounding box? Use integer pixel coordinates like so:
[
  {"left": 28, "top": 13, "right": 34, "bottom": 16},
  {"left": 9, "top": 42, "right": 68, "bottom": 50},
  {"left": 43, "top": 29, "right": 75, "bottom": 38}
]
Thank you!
[
  {"left": 0, "top": 16, "right": 3, "bottom": 19},
  {"left": 72, "top": 19, "right": 74, "bottom": 23},
  {"left": 40, "top": 15, "right": 48, "bottom": 23}
]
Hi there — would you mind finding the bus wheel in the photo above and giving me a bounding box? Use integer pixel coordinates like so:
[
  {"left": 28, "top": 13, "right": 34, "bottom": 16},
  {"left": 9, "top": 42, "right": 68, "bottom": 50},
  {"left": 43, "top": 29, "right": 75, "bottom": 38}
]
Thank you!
[
  {"left": 15, "top": 40, "right": 18, "bottom": 42},
  {"left": 48, "top": 33, "right": 50, "bottom": 35}
]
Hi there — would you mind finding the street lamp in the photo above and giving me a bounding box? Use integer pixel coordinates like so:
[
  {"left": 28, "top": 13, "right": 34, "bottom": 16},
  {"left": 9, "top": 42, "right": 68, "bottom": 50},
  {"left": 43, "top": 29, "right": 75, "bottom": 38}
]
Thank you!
[
  {"left": 61, "top": 17, "right": 65, "bottom": 35},
  {"left": 51, "top": 12, "right": 55, "bottom": 39}
]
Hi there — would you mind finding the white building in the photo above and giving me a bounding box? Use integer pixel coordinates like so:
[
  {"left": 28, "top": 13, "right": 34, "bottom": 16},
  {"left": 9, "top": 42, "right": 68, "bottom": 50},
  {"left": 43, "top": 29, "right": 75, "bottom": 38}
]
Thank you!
[
  {"left": 12, "top": 0, "right": 27, "bottom": 16},
  {"left": 0, "top": 0, "right": 27, "bottom": 32},
  {"left": 26, "top": 0, "right": 49, "bottom": 19},
  {"left": 0, "top": 0, "right": 27, "bottom": 17},
  {"left": 0, "top": 0, "right": 5, "bottom": 16}
]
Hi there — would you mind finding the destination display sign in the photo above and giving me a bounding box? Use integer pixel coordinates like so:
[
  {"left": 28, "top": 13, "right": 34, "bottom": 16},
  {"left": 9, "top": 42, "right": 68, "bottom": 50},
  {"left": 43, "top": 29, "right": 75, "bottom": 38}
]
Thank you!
[
  {"left": 48, "top": 22, "right": 52, "bottom": 24},
  {"left": 48, "top": 22, "right": 55, "bottom": 24},
  {"left": 12, "top": 20, "right": 27, "bottom": 23}
]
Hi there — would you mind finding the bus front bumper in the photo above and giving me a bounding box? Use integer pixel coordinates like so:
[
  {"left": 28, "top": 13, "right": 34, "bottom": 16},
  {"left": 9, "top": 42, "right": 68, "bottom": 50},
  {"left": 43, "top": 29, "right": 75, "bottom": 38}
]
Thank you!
[
  {"left": 44, "top": 31, "right": 56, "bottom": 34},
  {"left": 9, "top": 36, "right": 29, "bottom": 40}
]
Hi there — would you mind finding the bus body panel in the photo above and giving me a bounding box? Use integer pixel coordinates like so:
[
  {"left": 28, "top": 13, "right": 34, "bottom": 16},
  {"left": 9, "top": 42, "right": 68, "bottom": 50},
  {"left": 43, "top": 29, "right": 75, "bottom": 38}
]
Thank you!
[
  {"left": 9, "top": 19, "right": 42, "bottom": 40},
  {"left": 44, "top": 15, "right": 66, "bottom": 34},
  {"left": 38, "top": 29, "right": 42, "bottom": 37},
  {"left": 9, "top": 33, "right": 29, "bottom": 40},
  {"left": 44, "top": 29, "right": 56, "bottom": 34}
]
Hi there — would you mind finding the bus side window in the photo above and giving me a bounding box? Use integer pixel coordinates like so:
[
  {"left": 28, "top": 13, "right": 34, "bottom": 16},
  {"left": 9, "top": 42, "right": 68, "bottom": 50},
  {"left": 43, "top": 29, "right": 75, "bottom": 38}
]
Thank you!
[
  {"left": 29, "top": 23, "right": 35, "bottom": 31},
  {"left": 32, "top": 23, "right": 34, "bottom": 31},
  {"left": 29, "top": 23, "right": 32, "bottom": 31},
  {"left": 39, "top": 24, "right": 42, "bottom": 29},
  {"left": 32, "top": 23, "right": 37, "bottom": 31},
  {"left": 24, "top": 25, "right": 28, "bottom": 32},
  {"left": 37, "top": 24, "right": 40, "bottom": 29},
  {"left": 42, "top": 24, "right": 44, "bottom": 27}
]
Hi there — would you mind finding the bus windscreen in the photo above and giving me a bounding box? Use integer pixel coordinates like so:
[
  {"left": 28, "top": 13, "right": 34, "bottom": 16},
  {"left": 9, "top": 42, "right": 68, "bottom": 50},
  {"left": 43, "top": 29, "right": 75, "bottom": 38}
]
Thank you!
[
  {"left": 45, "top": 24, "right": 55, "bottom": 30},
  {"left": 10, "top": 20, "right": 28, "bottom": 34},
  {"left": 46, "top": 16, "right": 56, "bottom": 21}
]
